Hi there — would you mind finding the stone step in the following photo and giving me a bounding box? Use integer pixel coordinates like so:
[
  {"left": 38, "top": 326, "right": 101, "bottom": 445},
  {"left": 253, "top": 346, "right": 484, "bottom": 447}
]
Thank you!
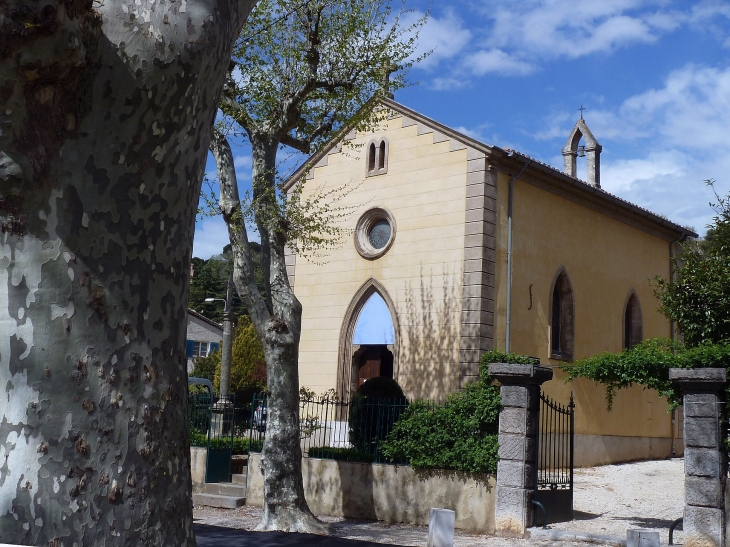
[
  {"left": 231, "top": 454, "right": 248, "bottom": 475},
  {"left": 232, "top": 473, "right": 246, "bottom": 485},
  {"left": 202, "top": 482, "right": 247, "bottom": 497},
  {"left": 192, "top": 493, "right": 245, "bottom": 509}
]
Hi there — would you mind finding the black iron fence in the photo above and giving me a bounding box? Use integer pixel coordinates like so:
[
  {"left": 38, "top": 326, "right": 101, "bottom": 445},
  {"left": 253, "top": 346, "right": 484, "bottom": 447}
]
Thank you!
[{"left": 248, "top": 393, "right": 409, "bottom": 464}]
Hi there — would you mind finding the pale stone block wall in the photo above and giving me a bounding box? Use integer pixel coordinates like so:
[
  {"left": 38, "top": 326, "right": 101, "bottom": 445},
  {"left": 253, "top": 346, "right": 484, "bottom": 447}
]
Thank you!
[
  {"left": 294, "top": 114, "right": 469, "bottom": 401},
  {"left": 247, "top": 454, "right": 496, "bottom": 533}
]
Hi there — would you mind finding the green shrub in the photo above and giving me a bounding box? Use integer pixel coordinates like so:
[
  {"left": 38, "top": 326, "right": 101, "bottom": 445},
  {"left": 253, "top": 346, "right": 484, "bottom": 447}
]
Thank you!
[
  {"left": 380, "top": 357, "right": 501, "bottom": 475},
  {"left": 481, "top": 350, "right": 539, "bottom": 366},
  {"left": 348, "top": 377, "right": 407, "bottom": 453},
  {"left": 307, "top": 446, "right": 375, "bottom": 463}
]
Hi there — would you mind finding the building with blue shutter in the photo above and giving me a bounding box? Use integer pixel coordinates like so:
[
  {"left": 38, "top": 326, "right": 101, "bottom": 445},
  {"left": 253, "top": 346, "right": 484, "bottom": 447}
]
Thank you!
[{"left": 186, "top": 308, "right": 223, "bottom": 373}]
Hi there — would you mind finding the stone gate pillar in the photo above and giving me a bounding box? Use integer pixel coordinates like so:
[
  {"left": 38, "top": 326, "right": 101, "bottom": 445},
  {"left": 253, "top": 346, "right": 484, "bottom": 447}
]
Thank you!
[
  {"left": 488, "top": 362, "right": 553, "bottom": 538},
  {"left": 669, "top": 368, "right": 727, "bottom": 547}
]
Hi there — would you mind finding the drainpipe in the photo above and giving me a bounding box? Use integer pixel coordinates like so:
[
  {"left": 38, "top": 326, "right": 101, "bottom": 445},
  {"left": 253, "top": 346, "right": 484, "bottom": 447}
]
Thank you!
[
  {"left": 668, "top": 231, "right": 684, "bottom": 457},
  {"left": 668, "top": 232, "right": 685, "bottom": 344},
  {"left": 505, "top": 154, "right": 531, "bottom": 353}
]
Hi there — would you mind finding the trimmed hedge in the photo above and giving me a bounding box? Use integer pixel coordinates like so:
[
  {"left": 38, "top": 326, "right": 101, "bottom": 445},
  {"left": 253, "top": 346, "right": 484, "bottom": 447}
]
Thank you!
[
  {"left": 189, "top": 429, "right": 263, "bottom": 455},
  {"left": 307, "top": 446, "right": 375, "bottom": 462}
]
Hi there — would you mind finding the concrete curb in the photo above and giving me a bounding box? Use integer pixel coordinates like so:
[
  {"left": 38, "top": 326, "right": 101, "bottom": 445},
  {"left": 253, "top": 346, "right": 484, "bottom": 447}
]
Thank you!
[{"left": 528, "top": 528, "right": 626, "bottom": 546}]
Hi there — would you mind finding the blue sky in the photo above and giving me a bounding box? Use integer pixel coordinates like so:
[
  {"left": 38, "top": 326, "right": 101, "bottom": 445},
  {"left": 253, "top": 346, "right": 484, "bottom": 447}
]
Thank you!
[{"left": 193, "top": 0, "right": 730, "bottom": 259}]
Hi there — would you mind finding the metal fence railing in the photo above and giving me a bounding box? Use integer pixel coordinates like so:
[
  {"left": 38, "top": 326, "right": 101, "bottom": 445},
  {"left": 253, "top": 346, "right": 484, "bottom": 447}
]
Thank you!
[{"left": 248, "top": 393, "right": 409, "bottom": 464}]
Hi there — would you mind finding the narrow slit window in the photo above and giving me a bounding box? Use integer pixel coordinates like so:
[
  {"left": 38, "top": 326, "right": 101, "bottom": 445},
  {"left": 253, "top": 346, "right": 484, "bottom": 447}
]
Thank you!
[
  {"left": 368, "top": 143, "right": 376, "bottom": 173},
  {"left": 624, "top": 293, "right": 643, "bottom": 350},
  {"left": 378, "top": 141, "right": 386, "bottom": 169},
  {"left": 551, "top": 271, "right": 574, "bottom": 360}
]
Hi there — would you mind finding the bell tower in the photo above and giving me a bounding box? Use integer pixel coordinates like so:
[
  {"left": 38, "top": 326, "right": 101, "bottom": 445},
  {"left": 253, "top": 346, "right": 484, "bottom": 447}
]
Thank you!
[{"left": 562, "top": 109, "right": 602, "bottom": 188}]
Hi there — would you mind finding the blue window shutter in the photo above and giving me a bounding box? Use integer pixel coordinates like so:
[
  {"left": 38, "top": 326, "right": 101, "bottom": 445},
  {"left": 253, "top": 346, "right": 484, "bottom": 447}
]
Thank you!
[
  {"left": 209, "top": 342, "right": 220, "bottom": 354},
  {"left": 186, "top": 340, "right": 194, "bottom": 357}
]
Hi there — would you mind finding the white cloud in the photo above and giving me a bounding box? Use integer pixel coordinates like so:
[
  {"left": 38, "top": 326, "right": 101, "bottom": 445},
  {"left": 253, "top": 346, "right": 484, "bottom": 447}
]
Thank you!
[
  {"left": 464, "top": 49, "right": 535, "bottom": 76},
  {"left": 425, "top": 1, "right": 730, "bottom": 88},
  {"left": 601, "top": 150, "right": 690, "bottom": 194},
  {"left": 429, "top": 77, "right": 469, "bottom": 91},
  {"left": 193, "top": 217, "right": 229, "bottom": 259},
  {"left": 532, "top": 63, "right": 730, "bottom": 235},
  {"left": 485, "top": 0, "right": 680, "bottom": 59},
  {"left": 405, "top": 10, "right": 472, "bottom": 71}
]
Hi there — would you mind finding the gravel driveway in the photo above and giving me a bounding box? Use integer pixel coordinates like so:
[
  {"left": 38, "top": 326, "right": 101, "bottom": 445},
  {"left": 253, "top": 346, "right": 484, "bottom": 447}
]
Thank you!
[
  {"left": 194, "top": 458, "right": 685, "bottom": 546},
  {"left": 559, "top": 457, "right": 684, "bottom": 544}
]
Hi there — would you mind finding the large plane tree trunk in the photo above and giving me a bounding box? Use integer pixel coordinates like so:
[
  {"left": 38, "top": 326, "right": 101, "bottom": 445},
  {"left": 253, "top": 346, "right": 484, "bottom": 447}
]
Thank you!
[
  {"left": 0, "top": 0, "right": 254, "bottom": 544},
  {"left": 212, "top": 132, "right": 327, "bottom": 533}
]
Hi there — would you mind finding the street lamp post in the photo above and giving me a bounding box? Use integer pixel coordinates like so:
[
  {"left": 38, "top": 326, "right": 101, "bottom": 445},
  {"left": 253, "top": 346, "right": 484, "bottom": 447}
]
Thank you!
[{"left": 205, "top": 277, "right": 234, "bottom": 399}]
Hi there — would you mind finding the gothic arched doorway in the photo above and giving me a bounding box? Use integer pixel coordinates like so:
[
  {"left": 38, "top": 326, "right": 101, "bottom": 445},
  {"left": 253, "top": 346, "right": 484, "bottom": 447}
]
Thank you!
[{"left": 337, "top": 279, "right": 399, "bottom": 400}]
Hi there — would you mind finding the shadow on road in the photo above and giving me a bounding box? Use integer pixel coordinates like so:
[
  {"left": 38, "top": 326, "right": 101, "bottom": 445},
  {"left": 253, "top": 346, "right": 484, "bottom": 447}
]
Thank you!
[{"left": 194, "top": 524, "right": 404, "bottom": 547}]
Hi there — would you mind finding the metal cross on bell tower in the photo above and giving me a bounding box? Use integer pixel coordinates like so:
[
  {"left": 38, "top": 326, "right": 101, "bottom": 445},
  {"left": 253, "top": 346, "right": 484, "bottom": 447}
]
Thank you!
[{"left": 579, "top": 105, "right": 586, "bottom": 120}]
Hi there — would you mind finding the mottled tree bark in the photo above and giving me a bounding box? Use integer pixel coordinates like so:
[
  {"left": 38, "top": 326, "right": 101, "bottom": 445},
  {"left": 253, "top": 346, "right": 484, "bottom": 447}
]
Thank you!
[
  {"left": 0, "top": 0, "right": 254, "bottom": 545},
  {"left": 211, "top": 132, "right": 327, "bottom": 533}
]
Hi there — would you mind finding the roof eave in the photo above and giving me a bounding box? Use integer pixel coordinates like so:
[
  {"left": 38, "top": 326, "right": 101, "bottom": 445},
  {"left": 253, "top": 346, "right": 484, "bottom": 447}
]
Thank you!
[{"left": 504, "top": 150, "right": 696, "bottom": 240}]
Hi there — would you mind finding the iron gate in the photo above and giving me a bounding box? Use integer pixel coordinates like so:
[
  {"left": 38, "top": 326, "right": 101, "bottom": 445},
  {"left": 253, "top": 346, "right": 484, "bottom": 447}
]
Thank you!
[{"left": 534, "top": 392, "right": 574, "bottom": 524}]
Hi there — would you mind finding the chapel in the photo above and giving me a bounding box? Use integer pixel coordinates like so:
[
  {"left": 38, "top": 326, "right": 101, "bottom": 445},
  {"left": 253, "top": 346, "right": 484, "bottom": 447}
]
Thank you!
[{"left": 283, "top": 99, "right": 693, "bottom": 466}]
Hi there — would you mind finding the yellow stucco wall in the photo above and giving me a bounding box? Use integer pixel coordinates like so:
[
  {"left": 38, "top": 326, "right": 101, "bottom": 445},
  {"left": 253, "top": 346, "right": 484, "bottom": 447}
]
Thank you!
[
  {"left": 294, "top": 114, "right": 469, "bottom": 401},
  {"left": 493, "top": 172, "right": 675, "bottom": 442}
]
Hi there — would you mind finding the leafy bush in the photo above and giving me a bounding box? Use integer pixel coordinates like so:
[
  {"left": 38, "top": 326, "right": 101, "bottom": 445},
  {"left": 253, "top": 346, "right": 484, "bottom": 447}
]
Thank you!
[
  {"left": 564, "top": 338, "right": 730, "bottom": 410},
  {"left": 307, "top": 446, "right": 375, "bottom": 463},
  {"left": 481, "top": 349, "right": 539, "bottom": 366},
  {"left": 380, "top": 355, "right": 501, "bottom": 475},
  {"left": 348, "top": 377, "right": 406, "bottom": 453},
  {"left": 191, "top": 350, "right": 220, "bottom": 384}
]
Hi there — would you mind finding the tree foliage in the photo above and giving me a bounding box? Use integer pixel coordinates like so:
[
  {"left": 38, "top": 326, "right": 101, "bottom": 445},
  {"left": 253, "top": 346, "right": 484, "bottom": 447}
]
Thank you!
[
  {"left": 227, "top": 0, "right": 427, "bottom": 156},
  {"left": 653, "top": 180, "right": 730, "bottom": 346},
  {"left": 189, "top": 243, "right": 264, "bottom": 322},
  {"left": 207, "top": 0, "right": 427, "bottom": 531}
]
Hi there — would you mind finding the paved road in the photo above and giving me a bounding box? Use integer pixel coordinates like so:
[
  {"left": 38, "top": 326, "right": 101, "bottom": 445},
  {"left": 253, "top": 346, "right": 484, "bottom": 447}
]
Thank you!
[{"left": 194, "top": 524, "right": 405, "bottom": 547}]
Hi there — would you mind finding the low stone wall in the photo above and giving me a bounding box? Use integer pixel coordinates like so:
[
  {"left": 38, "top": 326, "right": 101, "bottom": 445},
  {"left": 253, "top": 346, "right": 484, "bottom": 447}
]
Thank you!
[
  {"left": 191, "top": 447, "right": 207, "bottom": 493},
  {"left": 247, "top": 454, "right": 496, "bottom": 533}
]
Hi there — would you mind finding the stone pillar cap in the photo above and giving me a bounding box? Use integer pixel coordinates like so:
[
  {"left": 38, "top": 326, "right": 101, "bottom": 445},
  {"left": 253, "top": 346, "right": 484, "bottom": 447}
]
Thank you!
[
  {"left": 488, "top": 363, "right": 553, "bottom": 385},
  {"left": 668, "top": 367, "right": 727, "bottom": 390}
]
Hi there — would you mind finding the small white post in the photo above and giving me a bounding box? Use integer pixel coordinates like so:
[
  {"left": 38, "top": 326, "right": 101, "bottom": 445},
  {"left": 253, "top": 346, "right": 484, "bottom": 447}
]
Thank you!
[
  {"left": 427, "top": 508, "right": 455, "bottom": 547},
  {"left": 627, "top": 529, "right": 660, "bottom": 547}
]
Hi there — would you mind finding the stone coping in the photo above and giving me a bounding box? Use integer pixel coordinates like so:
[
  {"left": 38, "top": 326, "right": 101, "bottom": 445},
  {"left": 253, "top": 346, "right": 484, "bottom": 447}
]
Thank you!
[
  {"left": 488, "top": 363, "right": 553, "bottom": 385},
  {"left": 668, "top": 368, "right": 727, "bottom": 390}
]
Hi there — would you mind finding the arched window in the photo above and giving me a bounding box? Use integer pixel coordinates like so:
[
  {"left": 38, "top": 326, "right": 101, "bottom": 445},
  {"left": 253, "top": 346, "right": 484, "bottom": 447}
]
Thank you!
[
  {"left": 366, "top": 138, "right": 388, "bottom": 176},
  {"left": 368, "top": 142, "right": 376, "bottom": 173},
  {"left": 624, "top": 293, "right": 643, "bottom": 350},
  {"left": 551, "top": 270, "right": 574, "bottom": 360}
]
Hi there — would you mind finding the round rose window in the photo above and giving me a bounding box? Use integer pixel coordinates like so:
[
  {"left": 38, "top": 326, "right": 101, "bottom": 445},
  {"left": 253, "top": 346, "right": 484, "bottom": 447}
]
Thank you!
[
  {"left": 368, "top": 219, "right": 391, "bottom": 249},
  {"left": 355, "top": 207, "right": 396, "bottom": 260}
]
